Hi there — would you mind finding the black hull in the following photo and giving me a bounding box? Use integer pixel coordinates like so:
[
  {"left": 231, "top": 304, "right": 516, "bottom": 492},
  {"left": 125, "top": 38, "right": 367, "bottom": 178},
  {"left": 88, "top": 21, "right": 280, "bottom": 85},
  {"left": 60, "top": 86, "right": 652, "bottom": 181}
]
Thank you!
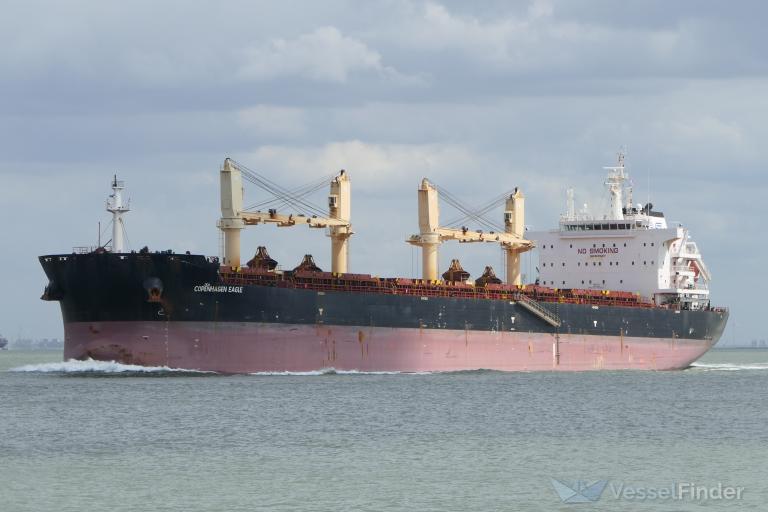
[{"left": 39, "top": 252, "right": 729, "bottom": 342}]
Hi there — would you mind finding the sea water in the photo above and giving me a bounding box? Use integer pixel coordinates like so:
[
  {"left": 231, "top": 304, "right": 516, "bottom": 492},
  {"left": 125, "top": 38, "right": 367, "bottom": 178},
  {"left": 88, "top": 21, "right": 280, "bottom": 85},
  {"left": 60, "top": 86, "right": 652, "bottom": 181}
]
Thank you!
[{"left": 1, "top": 349, "right": 766, "bottom": 511}]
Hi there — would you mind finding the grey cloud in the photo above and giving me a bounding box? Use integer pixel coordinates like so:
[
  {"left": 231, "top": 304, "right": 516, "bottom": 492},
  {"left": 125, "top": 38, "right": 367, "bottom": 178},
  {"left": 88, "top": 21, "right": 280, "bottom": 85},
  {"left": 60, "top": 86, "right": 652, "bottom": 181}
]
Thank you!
[{"left": 0, "top": 0, "right": 764, "bottom": 343}]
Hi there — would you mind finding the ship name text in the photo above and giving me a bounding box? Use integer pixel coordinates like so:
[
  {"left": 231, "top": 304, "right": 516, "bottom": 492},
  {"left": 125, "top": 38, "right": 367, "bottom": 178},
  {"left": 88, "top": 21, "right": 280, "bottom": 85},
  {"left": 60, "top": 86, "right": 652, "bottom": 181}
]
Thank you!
[{"left": 193, "top": 283, "right": 243, "bottom": 294}]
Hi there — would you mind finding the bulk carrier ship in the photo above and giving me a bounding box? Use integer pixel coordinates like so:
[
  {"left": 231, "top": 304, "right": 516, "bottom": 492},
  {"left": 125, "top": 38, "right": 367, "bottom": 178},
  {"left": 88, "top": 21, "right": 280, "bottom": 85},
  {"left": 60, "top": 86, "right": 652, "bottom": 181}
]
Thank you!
[{"left": 39, "top": 154, "right": 728, "bottom": 372}]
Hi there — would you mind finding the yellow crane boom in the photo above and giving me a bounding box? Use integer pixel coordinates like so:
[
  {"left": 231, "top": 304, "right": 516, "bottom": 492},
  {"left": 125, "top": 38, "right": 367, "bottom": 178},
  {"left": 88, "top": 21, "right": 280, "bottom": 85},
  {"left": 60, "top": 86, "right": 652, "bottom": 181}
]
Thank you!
[
  {"left": 407, "top": 179, "right": 533, "bottom": 284},
  {"left": 218, "top": 159, "right": 352, "bottom": 273}
]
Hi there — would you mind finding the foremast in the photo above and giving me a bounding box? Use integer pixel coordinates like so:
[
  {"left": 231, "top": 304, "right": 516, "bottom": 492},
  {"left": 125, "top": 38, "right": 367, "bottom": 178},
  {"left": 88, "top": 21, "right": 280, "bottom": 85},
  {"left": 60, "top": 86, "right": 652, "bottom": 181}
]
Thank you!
[{"left": 106, "top": 176, "right": 130, "bottom": 253}]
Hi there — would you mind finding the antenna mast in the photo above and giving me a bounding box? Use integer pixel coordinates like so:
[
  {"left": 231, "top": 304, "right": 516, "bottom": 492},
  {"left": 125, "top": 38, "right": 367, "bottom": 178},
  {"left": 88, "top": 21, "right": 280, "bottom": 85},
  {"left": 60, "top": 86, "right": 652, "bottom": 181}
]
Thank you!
[
  {"left": 566, "top": 188, "right": 575, "bottom": 220},
  {"left": 603, "top": 150, "right": 628, "bottom": 220}
]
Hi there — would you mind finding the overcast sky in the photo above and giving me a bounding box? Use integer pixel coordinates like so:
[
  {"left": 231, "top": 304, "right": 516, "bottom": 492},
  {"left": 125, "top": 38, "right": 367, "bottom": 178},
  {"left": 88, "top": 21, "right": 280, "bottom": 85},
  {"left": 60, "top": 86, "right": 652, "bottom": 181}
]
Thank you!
[{"left": 1, "top": 0, "right": 764, "bottom": 344}]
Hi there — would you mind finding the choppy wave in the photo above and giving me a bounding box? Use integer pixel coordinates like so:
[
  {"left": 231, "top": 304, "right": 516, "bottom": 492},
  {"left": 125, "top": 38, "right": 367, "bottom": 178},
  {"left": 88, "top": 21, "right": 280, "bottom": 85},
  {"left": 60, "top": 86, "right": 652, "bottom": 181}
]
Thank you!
[
  {"left": 689, "top": 362, "right": 768, "bottom": 371},
  {"left": 9, "top": 358, "right": 212, "bottom": 375}
]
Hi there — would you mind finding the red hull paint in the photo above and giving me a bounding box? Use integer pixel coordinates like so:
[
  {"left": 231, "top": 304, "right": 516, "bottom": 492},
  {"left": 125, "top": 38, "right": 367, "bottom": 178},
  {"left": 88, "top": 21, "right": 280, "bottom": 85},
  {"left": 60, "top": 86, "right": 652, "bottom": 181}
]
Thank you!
[{"left": 65, "top": 321, "right": 712, "bottom": 373}]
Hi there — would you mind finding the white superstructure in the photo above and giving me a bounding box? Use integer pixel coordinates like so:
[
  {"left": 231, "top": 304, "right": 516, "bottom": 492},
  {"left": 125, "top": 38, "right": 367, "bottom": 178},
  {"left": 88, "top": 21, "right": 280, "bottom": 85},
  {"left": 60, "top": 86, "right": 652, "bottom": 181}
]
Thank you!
[{"left": 529, "top": 153, "right": 711, "bottom": 310}]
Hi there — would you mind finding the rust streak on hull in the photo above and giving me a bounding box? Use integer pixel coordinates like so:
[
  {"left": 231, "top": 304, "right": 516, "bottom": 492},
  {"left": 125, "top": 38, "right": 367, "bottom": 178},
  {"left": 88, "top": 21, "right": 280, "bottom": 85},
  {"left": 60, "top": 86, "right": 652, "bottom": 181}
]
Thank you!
[{"left": 65, "top": 321, "right": 712, "bottom": 374}]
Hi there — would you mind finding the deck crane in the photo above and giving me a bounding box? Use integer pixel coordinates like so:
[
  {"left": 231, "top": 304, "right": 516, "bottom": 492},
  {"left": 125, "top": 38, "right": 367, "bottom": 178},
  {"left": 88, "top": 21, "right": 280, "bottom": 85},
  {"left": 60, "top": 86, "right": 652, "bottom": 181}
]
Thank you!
[
  {"left": 407, "top": 178, "right": 533, "bottom": 284},
  {"left": 218, "top": 158, "right": 352, "bottom": 273}
]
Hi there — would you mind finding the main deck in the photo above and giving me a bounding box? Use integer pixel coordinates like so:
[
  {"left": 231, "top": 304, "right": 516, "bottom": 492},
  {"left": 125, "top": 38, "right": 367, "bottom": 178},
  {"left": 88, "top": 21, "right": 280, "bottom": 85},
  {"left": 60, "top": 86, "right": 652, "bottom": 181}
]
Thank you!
[{"left": 219, "top": 266, "right": 707, "bottom": 311}]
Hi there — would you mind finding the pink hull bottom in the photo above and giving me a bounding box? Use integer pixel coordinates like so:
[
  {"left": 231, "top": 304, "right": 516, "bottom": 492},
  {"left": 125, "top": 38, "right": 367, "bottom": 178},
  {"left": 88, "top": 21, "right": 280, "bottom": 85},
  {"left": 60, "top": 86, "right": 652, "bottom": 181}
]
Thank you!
[{"left": 64, "top": 321, "right": 713, "bottom": 373}]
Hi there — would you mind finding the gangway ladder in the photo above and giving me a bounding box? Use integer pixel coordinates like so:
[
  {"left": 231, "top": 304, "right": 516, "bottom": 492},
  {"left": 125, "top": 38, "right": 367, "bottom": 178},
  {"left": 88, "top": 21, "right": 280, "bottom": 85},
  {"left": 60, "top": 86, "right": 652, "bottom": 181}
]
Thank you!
[{"left": 514, "top": 293, "right": 562, "bottom": 328}]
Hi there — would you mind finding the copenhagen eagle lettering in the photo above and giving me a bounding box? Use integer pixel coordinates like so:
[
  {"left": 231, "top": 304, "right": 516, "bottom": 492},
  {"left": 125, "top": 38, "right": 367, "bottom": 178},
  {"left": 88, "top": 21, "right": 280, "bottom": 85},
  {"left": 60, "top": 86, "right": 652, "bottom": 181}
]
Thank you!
[{"left": 193, "top": 283, "right": 243, "bottom": 293}]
